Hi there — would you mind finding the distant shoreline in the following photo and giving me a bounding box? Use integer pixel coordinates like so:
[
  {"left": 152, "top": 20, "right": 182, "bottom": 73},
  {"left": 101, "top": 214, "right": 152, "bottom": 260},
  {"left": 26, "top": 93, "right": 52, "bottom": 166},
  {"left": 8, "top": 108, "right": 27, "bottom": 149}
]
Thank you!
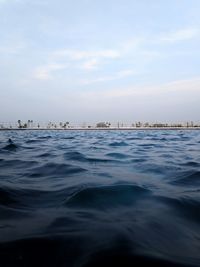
[{"left": 1, "top": 127, "right": 200, "bottom": 131}]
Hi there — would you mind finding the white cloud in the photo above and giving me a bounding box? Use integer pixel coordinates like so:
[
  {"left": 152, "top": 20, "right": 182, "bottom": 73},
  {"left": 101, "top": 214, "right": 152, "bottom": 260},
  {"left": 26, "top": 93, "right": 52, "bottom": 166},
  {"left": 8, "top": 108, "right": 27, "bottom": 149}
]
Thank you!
[
  {"left": 0, "top": 43, "right": 26, "bottom": 54},
  {"left": 81, "top": 58, "right": 99, "bottom": 70},
  {"left": 47, "top": 48, "right": 121, "bottom": 72},
  {"left": 117, "top": 69, "right": 138, "bottom": 78},
  {"left": 162, "top": 77, "right": 200, "bottom": 91},
  {"left": 121, "top": 38, "right": 143, "bottom": 52},
  {"left": 82, "top": 76, "right": 114, "bottom": 84},
  {"left": 34, "top": 63, "right": 67, "bottom": 80},
  {"left": 0, "top": 0, "right": 22, "bottom": 4},
  {"left": 82, "top": 77, "right": 200, "bottom": 99},
  {"left": 49, "top": 48, "right": 121, "bottom": 72},
  {"left": 82, "top": 69, "right": 137, "bottom": 84},
  {"left": 71, "top": 77, "right": 200, "bottom": 123},
  {"left": 53, "top": 49, "right": 120, "bottom": 61},
  {"left": 160, "top": 28, "right": 199, "bottom": 43},
  {"left": 31, "top": 26, "right": 199, "bottom": 83}
]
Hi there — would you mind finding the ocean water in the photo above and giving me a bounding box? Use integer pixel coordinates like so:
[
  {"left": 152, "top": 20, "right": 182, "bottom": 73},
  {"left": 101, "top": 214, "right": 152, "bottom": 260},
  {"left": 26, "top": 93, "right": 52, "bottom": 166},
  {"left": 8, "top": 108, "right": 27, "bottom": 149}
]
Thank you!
[{"left": 0, "top": 130, "right": 200, "bottom": 267}]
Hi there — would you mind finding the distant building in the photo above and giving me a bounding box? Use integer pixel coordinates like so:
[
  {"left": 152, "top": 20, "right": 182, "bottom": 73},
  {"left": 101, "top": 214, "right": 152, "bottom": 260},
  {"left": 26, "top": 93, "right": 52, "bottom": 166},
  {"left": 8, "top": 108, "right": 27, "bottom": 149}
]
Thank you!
[
  {"left": 96, "top": 122, "right": 110, "bottom": 128},
  {"left": 152, "top": 123, "right": 168, "bottom": 127}
]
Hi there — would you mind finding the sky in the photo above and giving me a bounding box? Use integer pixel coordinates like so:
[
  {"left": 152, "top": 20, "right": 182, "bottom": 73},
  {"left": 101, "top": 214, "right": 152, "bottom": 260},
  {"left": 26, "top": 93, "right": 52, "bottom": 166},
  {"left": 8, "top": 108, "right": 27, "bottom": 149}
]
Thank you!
[{"left": 0, "top": 0, "right": 200, "bottom": 124}]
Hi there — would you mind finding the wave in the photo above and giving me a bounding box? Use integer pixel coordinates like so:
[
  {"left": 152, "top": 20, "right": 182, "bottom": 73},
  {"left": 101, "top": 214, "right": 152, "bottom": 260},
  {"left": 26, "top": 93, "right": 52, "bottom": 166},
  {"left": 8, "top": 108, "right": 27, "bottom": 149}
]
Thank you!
[
  {"left": 2, "top": 143, "right": 18, "bottom": 151},
  {"left": 181, "top": 161, "right": 200, "bottom": 167},
  {"left": 1, "top": 139, "right": 17, "bottom": 151},
  {"left": 64, "top": 151, "right": 118, "bottom": 163},
  {"left": 0, "top": 187, "right": 17, "bottom": 206},
  {"left": 171, "top": 171, "right": 200, "bottom": 187},
  {"left": 63, "top": 136, "right": 75, "bottom": 140},
  {"left": 0, "top": 159, "right": 38, "bottom": 169},
  {"left": 156, "top": 195, "right": 200, "bottom": 223},
  {"left": 0, "top": 185, "right": 78, "bottom": 209},
  {"left": 66, "top": 184, "right": 150, "bottom": 209},
  {"left": 106, "top": 152, "right": 129, "bottom": 159},
  {"left": 38, "top": 135, "right": 52, "bottom": 140},
  {"left": 27, "top": 163, "right": 87, "bottom": 178},
  {"left": 109, "top": 141, "right": 129, "bottom": 147},
  {"left": 26, "top": 139, "right": 46, "bottom": 144},
  {"left": 38, "top": 152, "right": 54, "bottom": 158},
  {"left": 0, "top": 234, "right": 199, "bottom": 267},
  {"left": 0, "top": 130, "right": 200, "bottom": 266}
]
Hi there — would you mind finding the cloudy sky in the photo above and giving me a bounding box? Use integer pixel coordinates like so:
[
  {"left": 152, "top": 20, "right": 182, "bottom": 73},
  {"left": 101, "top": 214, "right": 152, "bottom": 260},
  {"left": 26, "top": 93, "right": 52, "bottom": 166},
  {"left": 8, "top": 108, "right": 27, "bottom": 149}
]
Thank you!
[{"left": 0, "top": 0, "right": 200, "bottom": 124}]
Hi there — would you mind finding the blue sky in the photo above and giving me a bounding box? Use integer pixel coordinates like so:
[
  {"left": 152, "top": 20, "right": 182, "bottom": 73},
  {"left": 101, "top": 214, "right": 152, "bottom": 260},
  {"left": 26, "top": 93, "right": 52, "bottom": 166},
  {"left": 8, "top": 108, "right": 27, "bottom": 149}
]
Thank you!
[{"left": 0, "top": 0, "right": 200, "bottom": 123}]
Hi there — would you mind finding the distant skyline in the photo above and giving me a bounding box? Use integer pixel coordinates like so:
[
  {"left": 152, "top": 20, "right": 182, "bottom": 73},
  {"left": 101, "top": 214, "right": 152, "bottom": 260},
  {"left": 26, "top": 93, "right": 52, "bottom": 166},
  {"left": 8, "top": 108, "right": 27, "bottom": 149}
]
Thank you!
[{"left": 0, "top": 0, "right": 200, "bottom": 123}]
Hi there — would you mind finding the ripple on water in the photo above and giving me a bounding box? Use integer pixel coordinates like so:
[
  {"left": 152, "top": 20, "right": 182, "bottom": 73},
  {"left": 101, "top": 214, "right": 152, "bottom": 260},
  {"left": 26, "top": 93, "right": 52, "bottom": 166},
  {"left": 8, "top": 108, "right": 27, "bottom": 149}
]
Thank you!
[
  {"left": 0, "top": 159, "right": 38, "bottom": 169},
  {"left": 66, "top": 184, "right": 150, "bottom": 209},
  {"left": 170, "top": 171, "right": 200, "bottom": 187},
  {"left": 1, "top": 139, "right": 18, "bottom": 151},
  {"left": 109, "top": 141, "right": 129, "bottom": 147},
  {"left": 2, "top": 143, "right": 18, "bottom": 151},
  {"left": 64, "top": 151, "right": 118, "bottom": 164},
  {"left": 0, "top": 130, "right": 200, "bottom": 267},
  {"left": 156, "top": 195, "right": 200, "bottom": 223},
  {"left": 106, "top": 152, "right": 129, "bottom": 159},
  {"left": 25, "top": 139, "right": 46, "bottom": 144},
  {"left": 27, "top": 162, "right": 87, "bottom": 178}
]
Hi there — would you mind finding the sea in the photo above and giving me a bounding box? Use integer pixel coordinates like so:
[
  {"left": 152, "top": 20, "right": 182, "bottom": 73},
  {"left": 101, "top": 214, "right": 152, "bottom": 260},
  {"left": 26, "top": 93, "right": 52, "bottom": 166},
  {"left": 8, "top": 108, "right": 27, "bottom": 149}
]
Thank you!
[{"left": 0, "top": 129, "right": 200, "bottom": 267}]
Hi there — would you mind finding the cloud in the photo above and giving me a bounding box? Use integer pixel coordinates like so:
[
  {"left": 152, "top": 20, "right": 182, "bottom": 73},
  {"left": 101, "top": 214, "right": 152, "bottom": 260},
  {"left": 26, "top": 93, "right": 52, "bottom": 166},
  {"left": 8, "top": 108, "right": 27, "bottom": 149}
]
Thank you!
[
  {"left": 31, "top": 26, "right": 199, "bottom": 83},
  {"left": 81, "top": 59, "right": 99, "bottom": 70},
  {"left": 48, "top": 48, "right": 121, "bottom": 72},
  {"left": 0, "top": 0, "right": 22, "bottom": 4},
  {"left": 53, "top": 49, "right": 120, "bottom": 61},
  {"left": 82, "top": 77, "right": 200, "bottom": 99},
  {"left": 120, "top": 37, "right": 162, "bottom": 64},
  {"left": 117, "top": 69, "right": 138, "bottom": 78},
  {"left": 162, "top": 77, "right": 200, "bottom": 91},
  {"left": 82, "top": 69, "right": 137, "bottom": 84},
  {"left": 0, "top": 0, "right": 9, "bottom": 3},
  {"left": 160, "top": 28, "right": 199, "bottom": 43},
  {"left": 121, "top": 38, "right": 143, "bottom": 52},
  {"left": 122, "top": 28, "right": 199, "bottom": 47},
  {"left": 34, "top": 63, "right": 67, "bottom": 80},
  {"left": 0, "top": 43, "right": 26, "bottom": 54},
  {"left": 47, "top": 48, "right": 121, "bottom": 72}
]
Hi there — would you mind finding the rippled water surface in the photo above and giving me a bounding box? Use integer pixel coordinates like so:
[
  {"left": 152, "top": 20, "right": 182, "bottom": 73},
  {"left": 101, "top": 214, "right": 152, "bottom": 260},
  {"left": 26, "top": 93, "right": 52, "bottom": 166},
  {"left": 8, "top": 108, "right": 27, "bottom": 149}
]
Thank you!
[{"left": 0, "top": 130, "right": 200, "bottom": 267}]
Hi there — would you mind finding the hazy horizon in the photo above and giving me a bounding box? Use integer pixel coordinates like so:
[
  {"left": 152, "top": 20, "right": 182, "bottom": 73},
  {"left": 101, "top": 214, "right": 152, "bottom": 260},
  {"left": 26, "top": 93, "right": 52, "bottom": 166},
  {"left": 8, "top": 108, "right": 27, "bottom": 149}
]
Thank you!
[{"left": 0, "top": 0, "right": 200, "bottom": 123}]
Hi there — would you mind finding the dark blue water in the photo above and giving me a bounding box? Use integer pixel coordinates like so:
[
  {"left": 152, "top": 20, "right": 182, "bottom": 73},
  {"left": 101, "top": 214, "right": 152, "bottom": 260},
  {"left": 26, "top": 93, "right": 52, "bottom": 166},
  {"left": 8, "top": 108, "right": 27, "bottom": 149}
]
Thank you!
[{"left": 0, "top": 130, "right": 200, "bottom": 267}]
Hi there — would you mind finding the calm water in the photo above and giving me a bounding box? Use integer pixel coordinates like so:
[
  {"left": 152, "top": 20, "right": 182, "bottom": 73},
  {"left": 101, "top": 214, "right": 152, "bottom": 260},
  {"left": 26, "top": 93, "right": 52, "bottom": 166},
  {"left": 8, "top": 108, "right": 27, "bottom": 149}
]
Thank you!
[{"left": 0, "top": 130, "right": 200, "bottom": 267}]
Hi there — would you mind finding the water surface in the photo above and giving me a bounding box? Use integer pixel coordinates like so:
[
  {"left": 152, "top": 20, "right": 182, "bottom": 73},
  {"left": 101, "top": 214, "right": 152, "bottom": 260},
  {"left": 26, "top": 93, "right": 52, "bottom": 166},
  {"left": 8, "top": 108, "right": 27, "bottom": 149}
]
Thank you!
[{"left": 0, "top": 130, "right": 200, "bottom": 266}]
